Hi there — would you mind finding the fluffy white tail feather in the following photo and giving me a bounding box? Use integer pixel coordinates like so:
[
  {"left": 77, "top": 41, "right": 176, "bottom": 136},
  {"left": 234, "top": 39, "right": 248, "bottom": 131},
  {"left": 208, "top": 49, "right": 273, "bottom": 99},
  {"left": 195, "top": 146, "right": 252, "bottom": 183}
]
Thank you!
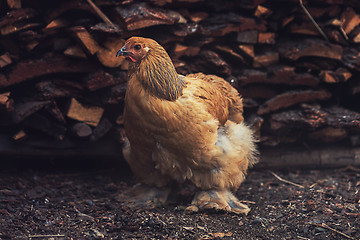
[{"left": 216, "top": 122, "right": 258, "bottom": 167}]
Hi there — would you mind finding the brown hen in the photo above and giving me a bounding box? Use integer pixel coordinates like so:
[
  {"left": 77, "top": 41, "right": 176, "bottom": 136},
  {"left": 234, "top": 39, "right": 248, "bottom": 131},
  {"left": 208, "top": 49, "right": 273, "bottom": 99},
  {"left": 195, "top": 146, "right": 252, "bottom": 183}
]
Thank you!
[{"left": 116, "top": 37, "right": 257, "bottom": 214}]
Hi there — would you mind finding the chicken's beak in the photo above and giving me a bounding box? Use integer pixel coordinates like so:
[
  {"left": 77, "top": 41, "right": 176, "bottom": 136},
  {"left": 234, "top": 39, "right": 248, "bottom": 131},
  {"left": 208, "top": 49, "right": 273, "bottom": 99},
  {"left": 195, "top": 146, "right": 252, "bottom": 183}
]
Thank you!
[{"left": 116, "top": 47, "right": 130, "bottom": 57}]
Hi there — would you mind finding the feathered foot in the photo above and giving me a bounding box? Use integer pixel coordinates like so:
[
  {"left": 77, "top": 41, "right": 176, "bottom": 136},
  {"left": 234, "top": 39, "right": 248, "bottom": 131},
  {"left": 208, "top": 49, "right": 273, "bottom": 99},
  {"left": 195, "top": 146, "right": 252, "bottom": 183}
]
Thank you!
[
  {"left": 184, "top": 189, "right": 250, "bottom": 215},
  {"left": 118, "top": 183, "right": 170, "bottom": 209}
]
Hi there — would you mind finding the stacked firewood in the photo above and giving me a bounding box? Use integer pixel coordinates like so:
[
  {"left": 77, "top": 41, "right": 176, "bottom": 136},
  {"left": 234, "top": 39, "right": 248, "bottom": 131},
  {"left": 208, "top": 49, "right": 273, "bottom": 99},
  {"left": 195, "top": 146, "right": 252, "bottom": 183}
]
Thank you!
[{"left": 1, "top": 0, "right": 360, "bottom": 157}]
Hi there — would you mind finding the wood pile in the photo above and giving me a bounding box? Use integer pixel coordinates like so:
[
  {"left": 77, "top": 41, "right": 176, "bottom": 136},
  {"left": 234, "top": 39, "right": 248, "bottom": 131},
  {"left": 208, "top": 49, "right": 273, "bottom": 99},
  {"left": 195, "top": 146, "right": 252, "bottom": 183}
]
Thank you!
[{"left": 1, "top": 0, "right": 360, "bottom": 162}]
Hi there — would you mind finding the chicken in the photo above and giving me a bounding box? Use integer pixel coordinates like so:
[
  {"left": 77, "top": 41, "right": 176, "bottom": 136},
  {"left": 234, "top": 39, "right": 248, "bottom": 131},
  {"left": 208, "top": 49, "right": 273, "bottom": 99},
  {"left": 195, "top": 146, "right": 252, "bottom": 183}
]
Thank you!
[{"left": 116, "top": 37, "right": 257, "bottom": 214}]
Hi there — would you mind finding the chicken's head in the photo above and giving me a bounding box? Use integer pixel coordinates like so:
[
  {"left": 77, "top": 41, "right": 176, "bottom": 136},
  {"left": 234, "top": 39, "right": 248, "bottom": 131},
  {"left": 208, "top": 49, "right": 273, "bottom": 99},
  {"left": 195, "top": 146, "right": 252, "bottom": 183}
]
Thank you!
[{"left": 116, "top": 37, "right": 153, "bottom": 63}]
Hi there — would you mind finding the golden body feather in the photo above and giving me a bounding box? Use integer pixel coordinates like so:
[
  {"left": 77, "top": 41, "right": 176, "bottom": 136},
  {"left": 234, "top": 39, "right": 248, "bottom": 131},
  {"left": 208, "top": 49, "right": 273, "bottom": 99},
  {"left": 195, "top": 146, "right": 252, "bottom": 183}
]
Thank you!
[{"left": 119, "top": 37, "right": 257, "bottom": 214}]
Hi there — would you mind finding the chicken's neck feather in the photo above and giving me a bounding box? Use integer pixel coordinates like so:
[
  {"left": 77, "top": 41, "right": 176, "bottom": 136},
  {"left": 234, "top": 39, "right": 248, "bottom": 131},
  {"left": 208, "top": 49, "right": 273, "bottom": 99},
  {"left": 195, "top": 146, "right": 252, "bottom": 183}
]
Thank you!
[{"left": 129, "top": 47, "right": 186, "bottom": 101}]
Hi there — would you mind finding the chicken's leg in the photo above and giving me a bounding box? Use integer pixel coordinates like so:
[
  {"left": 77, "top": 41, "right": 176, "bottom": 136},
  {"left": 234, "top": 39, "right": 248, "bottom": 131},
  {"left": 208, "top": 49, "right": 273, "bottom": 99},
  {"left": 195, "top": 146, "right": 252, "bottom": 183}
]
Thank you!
[
  {"left": 118, "top": 183, "right": 170, "bottom": 209},
  {"left": 184, "top": 190, "right": 250, "bottom": 215}
]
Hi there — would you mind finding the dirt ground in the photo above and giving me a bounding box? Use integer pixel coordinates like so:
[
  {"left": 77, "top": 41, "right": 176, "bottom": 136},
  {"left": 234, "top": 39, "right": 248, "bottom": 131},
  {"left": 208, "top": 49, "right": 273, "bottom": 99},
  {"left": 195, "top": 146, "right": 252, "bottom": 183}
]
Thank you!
[{"left": 0, "top": 161, "right": 359, "bottom": 240}]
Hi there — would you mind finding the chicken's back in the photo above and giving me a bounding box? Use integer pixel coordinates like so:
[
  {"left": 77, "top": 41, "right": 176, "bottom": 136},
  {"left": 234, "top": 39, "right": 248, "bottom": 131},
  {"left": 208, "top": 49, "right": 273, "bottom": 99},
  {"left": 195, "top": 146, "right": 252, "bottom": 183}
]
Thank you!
[{"left": 186, "top": 73, "right": 244, "bottom": 124}]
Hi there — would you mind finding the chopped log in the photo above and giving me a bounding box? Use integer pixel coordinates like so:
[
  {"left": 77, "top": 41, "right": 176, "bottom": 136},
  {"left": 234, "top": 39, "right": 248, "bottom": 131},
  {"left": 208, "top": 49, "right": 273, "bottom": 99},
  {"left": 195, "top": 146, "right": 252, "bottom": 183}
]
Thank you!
[
  {"left": 324, "top": 105, "right": 360, "bottom": 129},
  {"left": 340, "top": 7, "right": 360, "bottom": 34},
  {"left": 25, "top": 40, "right": 39, "bottom": 51},
  {"left": 23, "top": 113, "right": 66, "bottom": 140},
  {"left": 293, "top": 73, "right": 320, "bottom": 87},
  {"left": 238, "top": 66, "right": 320, "bottom": 87},
  {"left": 237, "top": 30, "right": 258, "bottom": 44},
  {"left": 64, "top": 46, "right": 87, "bottom": 59},
  {"left": 90, "top": 117, "right": 113, "bottom": 141},
  {"left": 0, "top": 8, "right": 36, "bottom": 27},
  {"left": 83, "top": 71, "right": 127, "bottom": 92},
  {"left": 253, "top": 52, "right": 279, "bottom": 68},
  {"left": 200, "top": 23, "right": 240, "bottom": 37},
  {"left": 326, "top": 28, "right": 348, "bottom": 45},
  {"left": 307, "top": 5, "right": 341, "bottom": 18},
  {"left": 52, "top": 38, "right": 71, "bottom": 51},
  {"left": 12, "top": 101, "right": 51, "bottom": 123},
  {"left": 342, "top": 47, "right": 360, "bottom": 71},
  {"left": 46, "top": 102, "right": 66, "bottom": 124},
  {"left": 269, "top": 104, "right": 360, "bottom": 131},
  {"left": 189, "top": 12, "right": 208, "bottom": 23},
  {"left": 43, "top": 19, "right": 69, "bottom": 32},
  {"left": 0, "top": 54, "right": 96, "bottom": 88},
  {"left": 71, "top": 123, "right": 92, "bottom": 138},
  {"left": 198, "top": 13, "right": 266, "bottom": 35},
  {"left": 12, "top": 130, "right": 27, "bottom": 142},
  {"left": 7, "top": 0, "right": 21, "bottom": 9},
  {"left": 150, "top": 0, "right": 173, "bottom": 7},
  {"left": 0, "top": 92, "right": 13, "bottom": 113},
  {"left": 258, "top": 32, "right": 276, "bottom": 44},
  {"left": 46, "top": 1, "right": 94, "bottom": 23},
  {"left": 35, "top": 79, "right": 83, "bottom": 100},
  {"left": 172, "top": 43, "right": 201, "bottom": 58},
  {"left": 71, "top": 26, "right": 100, "bottom": 55},
  {"left": 257, "top": 90, "right": 331, "bottom": 115},
  {"left": 66, "top": 98, "right": 104, "bottom": 127},
  {"left": 171, "top": 22, "right": 199, "bottom": 37},
  {"left": 0, "top": 53, "right": 12, "bottom": 68},
  {"left": 215, "top": 46, "right": 245, "bottom": 63},
  {"left": 351, "top": 27, "right": 360, "bottom": 43},
  {"left": 114, "top": 3, "right": 184, "bottom": 31},
  {"left": 308, "top": 127, "right": 347, "bottom": 142},
  {"left": 1, "top": 22, "right": 40, "bottom": 36},
  {"left": 254, "top": 5, "right": 272, "bottom": 18},
  {"left": 242, "top": 98, "right": 258, "bottom": 108},
  {"left": 278, "top": 39, "right": 343, "bottom": 61},
  {"left": 238, "top": 69, "right": 266, "bottom": 85},
  {"left": 0, "top": 92, "right": 10, "bottom": 105},
  {"left": 89, "top": 23, "right": 123, "bottom": 34},
  {"left": 197, "top": 50, "right": 231, "bottom": 77},
  {"left": 319, "top": 68, "right": 352, "bottom": 83},
  {"left": 238, "top": 85, "right": 277, "bottom": 99},
  {"left": 238, "top": 45, "right": 254, "bottom": 59},
  {"left": 288, "top": 22, "right": 319, "bottom": 36},
  {"left": 97, "top": 83, "right": 127, "bottom": 105},
  {"left": 282, "top": 16, "right": 295, "bottom": 28},
  {"left": 238, "top": 16, "right": 267, "bottom": 32}
]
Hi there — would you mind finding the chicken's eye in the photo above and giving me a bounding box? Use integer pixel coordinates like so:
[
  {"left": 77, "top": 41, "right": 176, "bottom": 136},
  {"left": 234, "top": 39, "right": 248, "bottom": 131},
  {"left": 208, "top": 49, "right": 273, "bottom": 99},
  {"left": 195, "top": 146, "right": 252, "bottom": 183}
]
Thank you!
[{"left": 134, "top": 44, "right": 141, "bottom": 50}]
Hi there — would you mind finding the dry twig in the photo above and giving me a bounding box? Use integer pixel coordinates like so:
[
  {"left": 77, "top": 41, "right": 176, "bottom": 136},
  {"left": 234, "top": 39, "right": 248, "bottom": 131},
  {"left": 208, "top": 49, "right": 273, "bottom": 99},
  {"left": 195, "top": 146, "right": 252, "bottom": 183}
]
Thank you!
[
  {"left": 74, "top": 205, "right": 95, "bottom": 221},
  {"left": 86, "top": 0, "right": 118, "bottom": 29},
  {"left": 271, "top": 171, "right": 305, "bottom": 188},
  {"left": 336, "top": 165, "right": 360, "bottom": 172},
  {"left": 299, "top": 0, "right": 329, "bottom": 42},
  {"left": 28, "top": 234, "right": 65, "bottom": 238},
  {"left": 309, "top": 222, "right": 355, "bottom": 240}
]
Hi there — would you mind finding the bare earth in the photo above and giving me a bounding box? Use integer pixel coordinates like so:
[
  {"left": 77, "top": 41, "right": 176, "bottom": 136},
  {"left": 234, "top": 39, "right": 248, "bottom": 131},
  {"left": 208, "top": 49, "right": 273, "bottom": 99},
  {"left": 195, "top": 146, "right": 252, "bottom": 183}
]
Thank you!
[{"left": 0, "top": 162, "right": 359, "bottom": 240}]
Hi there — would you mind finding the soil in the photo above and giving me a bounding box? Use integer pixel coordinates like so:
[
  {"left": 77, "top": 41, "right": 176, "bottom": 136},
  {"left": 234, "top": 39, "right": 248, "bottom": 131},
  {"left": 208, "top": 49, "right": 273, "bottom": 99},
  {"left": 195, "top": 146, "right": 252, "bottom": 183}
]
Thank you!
[{"left": 0, "top": 162, "right": 359, "bottom": 240}]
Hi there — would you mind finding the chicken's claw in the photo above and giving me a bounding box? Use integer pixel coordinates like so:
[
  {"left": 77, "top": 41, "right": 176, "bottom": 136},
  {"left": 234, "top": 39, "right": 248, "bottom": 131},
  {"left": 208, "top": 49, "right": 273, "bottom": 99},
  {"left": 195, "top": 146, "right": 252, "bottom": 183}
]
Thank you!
[
  {"left": 184, "top": 190, "right": 250, "bottom": 215},
  {"left": 118, "top": 183, "right": 170, "bottom": 209}
]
